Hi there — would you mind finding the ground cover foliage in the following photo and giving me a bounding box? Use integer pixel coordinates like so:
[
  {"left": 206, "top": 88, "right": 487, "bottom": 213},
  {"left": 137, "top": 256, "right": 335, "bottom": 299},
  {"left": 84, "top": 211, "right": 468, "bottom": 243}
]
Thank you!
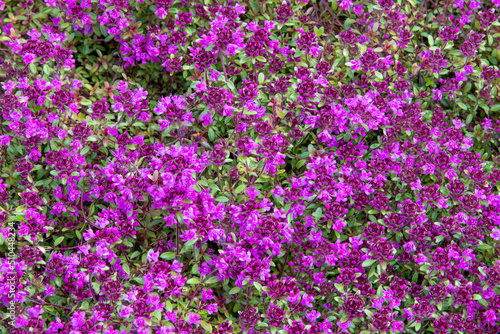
[{"left": 1, "top": 0, "right": 500, "bottom": 333}]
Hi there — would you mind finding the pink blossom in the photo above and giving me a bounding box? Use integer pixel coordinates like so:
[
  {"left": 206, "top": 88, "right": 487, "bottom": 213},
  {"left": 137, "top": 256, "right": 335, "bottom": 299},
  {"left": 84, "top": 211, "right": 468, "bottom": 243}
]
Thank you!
[{"left": 187, "top": 312, "right": 200, "bottom": 325}]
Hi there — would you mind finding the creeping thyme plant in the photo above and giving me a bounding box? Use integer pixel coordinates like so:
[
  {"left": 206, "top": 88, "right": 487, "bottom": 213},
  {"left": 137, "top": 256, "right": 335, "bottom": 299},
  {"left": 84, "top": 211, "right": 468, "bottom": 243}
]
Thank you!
[{"left": 2, "top": 0, "right": 500, "bottom": 333}]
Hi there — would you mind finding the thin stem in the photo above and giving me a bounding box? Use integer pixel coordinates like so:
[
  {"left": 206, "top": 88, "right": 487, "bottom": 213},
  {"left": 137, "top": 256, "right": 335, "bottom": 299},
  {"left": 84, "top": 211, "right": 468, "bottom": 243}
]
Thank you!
[
  {"left": 176, "top": 222, "right": 180, "bottom": 256},
  {"left": 220, "top": 51, "right": 229, "bottom": 83}
]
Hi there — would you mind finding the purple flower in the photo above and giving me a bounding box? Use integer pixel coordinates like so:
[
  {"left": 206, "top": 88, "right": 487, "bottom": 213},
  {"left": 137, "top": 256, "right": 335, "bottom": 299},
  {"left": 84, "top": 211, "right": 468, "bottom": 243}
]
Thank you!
[
  {"left": 339, "top": 0, "right": 353, "bottom": 10},
  {"left": 147, "top": 250, "right": 159, "bottom": 262},
  {"left": 485, "top": 310, "right": 498, "bottom": 325},
  {"left": 337, "top": 320, "right": 351, "bottom": 332},
  {"left": 306, "top": 310, "right": 321, "bottom": 322},
  {"left": 22, "top": 53, "right": 37, "bottom": 64},
  {"left": 205, "top": 303, "right": 218, "bottom": 315},
  {"left": 452, "top": 119, "right": 465, "bottom": 129},
  {"left": 432, "top": 89, "right": 442, "bottom": 101},
  {"left": 350, "top": 59, "right": 362, "bottom": 71},
  {"left": 490, "top": 229, "right": 500, "bottom": 240},
  {"left": 187, "top": 312, "right": 200, "bottom": 325},
  {"left": 71, "top": 311, "right": 86, "bottom": 329},
  {"left": 246, "top": 186, "right": 260, "bottom": 200},
  {"left": 119, "top": 306, "right": 133, "bottom": 319}
]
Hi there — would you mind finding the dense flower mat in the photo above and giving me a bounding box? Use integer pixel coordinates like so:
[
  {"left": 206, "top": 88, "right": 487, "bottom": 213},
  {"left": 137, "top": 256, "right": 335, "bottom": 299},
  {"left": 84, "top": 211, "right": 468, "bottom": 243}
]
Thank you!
[{"left": 1, "top": 0, "right": 500, "bottom": 333}]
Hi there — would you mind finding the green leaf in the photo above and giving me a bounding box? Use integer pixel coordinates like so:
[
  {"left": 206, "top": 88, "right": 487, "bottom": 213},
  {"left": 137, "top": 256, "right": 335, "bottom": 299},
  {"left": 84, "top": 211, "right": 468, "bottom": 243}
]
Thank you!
[
  {"left": 99, "top": 25, "right": 108, "bottom": 37},
  {"left": 89, "top": 203, "right": 95, "bottom": 216},
  {"left": 123, "top": 239, "right": 134, "bottom": 247},
  {"left": 160, "top": 252, "right": 176, "bottom": 260},
  {"left": 122, "top": 263, "right": 130, "bottom": 275},
  {"left": 200, "top": 321, "right": 212, "bottom": 333},
  {"left": 428, "top": 35, "right": 434, "bottom": 47},
  {"left": 256, "top": 56, "right": 266, "bottom": 62},
  {"left": 216, "top": 196, "right": 229, "bottom": 202},
  {"left": 415, "top": 322, "right": 421, "bottom": 331},
  {"left": 184, "top": 239, "right": 197, "bottom": 248},
  {"left": 233, "top": 184, "right": 246, "bottom": 194},
  {"left": 80, "top": 301, "right": 90, "bottom": 310},
  {"left": 186, "top": 278, "right": 200, "bottom": 284},
  {"left": 208, "top": 128, "right": 215, "bottom": 142},
  {"left": 463, "top": 83, "right": 472, "bottom": 93},
  {"left": 205, "top": 277, "right": 219, "bottom": 284},
  {"left": 92, "top": 282, "right": 101, "bottom": 294},
  {"left": 340, "top": 313, "right": 350, "bottom": 323},
  {"left": 151, "top": 309, "right": 162, "bottom": 322},
  {"left": 362, "top": 259, "right": 377, "bottom": 267},
  {"left": 295, "top": 159, "right": 307, "bottom": 169},
  {"left": 249, "top": 0, "right": 260, "bottom": 11},
  {"left": 374, "top": 71, "right": 384, "bottom": 80},
  {"left": 53, "top": 237, "right": 64, "bottom": 247},
  {"left": 80, "top": 99, "right": 92, "bottom": 106},
  {"left": 43, "top": 64, "right": 52, "bottom": 76},
  {"left": 312, "top": 208, "right": 323, "bottom": 218},
  {"left": 258, "top": 72, "right": 265, "bottom": 85},
  {"left": 228, "top": 286, "right": 240, "bottom": 295},
  {"left": 80, "top": 146, "right": 90, "bottom": 155}
]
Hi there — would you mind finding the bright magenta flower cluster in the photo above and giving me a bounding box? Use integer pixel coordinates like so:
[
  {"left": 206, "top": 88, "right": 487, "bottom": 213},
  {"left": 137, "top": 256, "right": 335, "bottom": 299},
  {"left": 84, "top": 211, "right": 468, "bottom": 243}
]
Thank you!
[{"left": 1, "top": 0, "right": 500, "bottom": 333}]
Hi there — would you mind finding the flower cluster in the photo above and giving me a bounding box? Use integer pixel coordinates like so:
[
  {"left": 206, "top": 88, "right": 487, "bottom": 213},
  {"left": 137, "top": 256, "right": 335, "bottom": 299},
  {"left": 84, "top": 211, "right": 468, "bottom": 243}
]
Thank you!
[{"left": 1, "top": 0, "right": 500, "bottom": 333}]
